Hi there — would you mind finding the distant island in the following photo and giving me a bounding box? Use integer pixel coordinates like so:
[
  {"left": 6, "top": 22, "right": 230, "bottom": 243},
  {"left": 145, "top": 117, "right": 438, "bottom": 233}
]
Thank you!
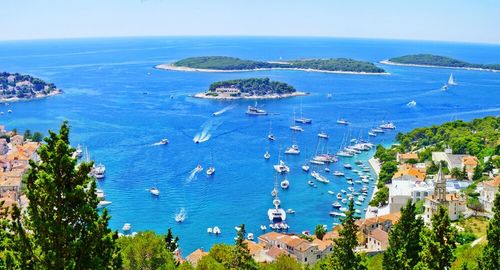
[
  {"left": 382, "top": 54, "right": 500, "bottom": 72},
  {"left": 193, "top": 78, "right": 307, "bottom": 100},
  {"left": 156, "top": 56, "right": 388, "bottom": 74},
  {"left": 0, "top": 72, "right": 62, "bottom": 102}
]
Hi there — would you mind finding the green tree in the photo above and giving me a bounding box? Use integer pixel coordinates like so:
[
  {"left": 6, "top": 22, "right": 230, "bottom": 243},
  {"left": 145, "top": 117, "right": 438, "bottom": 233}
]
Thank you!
[
  {"left": 6, "top": 122, "right": 121, "bottom": 269},
  {"left": 23, "top": 129, "right": 32, "bottom": 140},
  {"left": 231, "top": 224, "right": 258, "bottom": 270},
  {"left": 31, "top": 131, "right": 43, "bottom": 142},
  {"left": 165, "top": 228, "right": 179, "bottom": 253},
  {"left": 118, "top": 231, "right": 176, "bottom": 270},
  {"left": 415, "top": 206, "right": 457, "bottom": 270},
  {"left": 323, "top": 199, "right": 366, "bottom": 270},
  {"left": 478, "top": 186, "right": 500, "bottom": 269},
  {"left": 315, "top": 224, "right": 327, "bottom": 240},
  {"left": 383, "top": 200, "right": 424, "bottom": 270},
  {"left": 261, "top": 254, "right": 303, "bottom": 270}
]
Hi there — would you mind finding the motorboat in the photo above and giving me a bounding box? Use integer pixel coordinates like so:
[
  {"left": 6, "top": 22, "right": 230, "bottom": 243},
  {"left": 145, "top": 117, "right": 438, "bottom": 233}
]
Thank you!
[
  {"left": 159, "top": 138, "right": 169, "bottom": 145},
  {"left": 368, "top": 132, "right": 376, "bottom": 137},
  {"left": 307, "top": 180, "right": 315, "bottom": 186},
  {"left": 318, "top": 132, "right": 329, "bottom": 139},
  {"left": 337, "top": 193, "right": 342, "bottom": 200},
  {"left": 73, "top": 144, "right": 83, "bottom": 159},
  {"left": 407, "top": 100, "right": 417, "bottom": 107},
  {"left": 122, "top": 223, "right": 131, "bottom": 232},
  {"left": 311, "top": 171, "right": 329, "bottom": 183},
  {"left": 271, "top": 188, "right": 278, "bottom": 197},
  {"left": 195, "top": 164, "right": 203, "bottom": 172},
  {"left": 302, "top": 164, "right": 310, "bottom": 172},
  {"left": 341, "top": 189, "right": 347, "bottom": 194},
  {"left": 246, "top": 102, "right": 268, "bottom": 115},
  {"left": 355, "top": 201, "right": 363, "bottom": 206},
  {"left": 355, "top": 160, "right": 363, "bottom": 165},
  {"left": 310, "top": 159, "right": 325, "bottom": 165},
  {"left": 286, "top": 209, "right": 295, "bottom": 214},
  {"left": 274, "top": 160, "right": 290, "bottom": 174},
  {"left": 337, "top": 150, "right": 354, "bottom": 157},
  {"left": 441, "top": 84, "right": 448, "bottom": 91},
  {"left": 7, "top": 110, "right": 12, "bottom": 114},
  {"left": 264, "top": 151, "right": 271, "bottom": 160},
  {"left": 290, "top": 125, "right": 304, "bottom": 132},
  {"left": 260, "top": 225, "right": 267, "bottom": 231},
  {"left": 285, "top": 144, "right": 300, "bottom": 155},
  {"left": 93, "top": 164, "right": 106, "bottom": 179},
  {"left": 329, "top": 211, "right": 346, "bottom": 217},
  {"left": 333, "top": 171, "right": 344, "bottom": 177},
  {"left": 206, "top": 166, "right": 215, "bottom": 175},
  {"left": 213, "top": 226, "right": 221, "bottom": 235},
  {"left": 342, "top": 199, "right": 348, "bottom": 204},
  {"left": 295, "top": 117, "right": 312, "bottom": 124},
  {"left": 324, "top": 167, "right": 331, "bottom": 173},
  {"left": 175, "top": 208, "right": 187, "bottom": 223},
  {"left": 328, "top": 190, "right": 335, "bottom": 195},
  {"left": 268, "top": 134, "right": 276, "bottom": 141},
  {"left": 247, "top": 233, "right": 254, "bottom": 241},
  {"left": 97, "top": 200, "right": 112, "bottom": 209},
  {"left": 343, "top": 164, "right": 352, "bottom": 169},
  {"left": 371, "top": 128, "right": 384, "bottom": 133},
  {"left": 207, "top": 227, "right": 213, "bottom": 234},
  {"left": 280, "top": 179, "right": 290, "bottom": 189},
  {"left": 332, "top": 202, "right": 342, "bottom": 209},
  {"left": 347, "top": 180, "right": 353, "bottom": 185},
  {"left": 339, "top": 207, "right": 348, "bottom": 212},
  {"left": 150, "top": 187, "right": 160, "bottom": 196},
  {"left": 337, "top": 119, "right": 349, "bottom": 125},
  {"left": 379, "top": 122, "right": 396, "bottom": 129}
]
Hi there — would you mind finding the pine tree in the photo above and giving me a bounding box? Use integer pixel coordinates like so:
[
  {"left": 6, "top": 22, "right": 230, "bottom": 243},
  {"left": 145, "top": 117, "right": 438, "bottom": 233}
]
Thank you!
[
  {"left": 165, "top": 228, "right": 179, "bottom": 253},
  {"left": 8, "top": 122, "right": 121, "bottom": 269},
  {"left": 231, "top": 224, "right": 258, "bottom": 270},
  {"left": 383, "top": 200, "right": 424, "bottom": 270},
  {"left": 325, "top": 199, "right": 366, "bottom": 270},
  {"left": 479, "top": 186, "right": 500, "bottom": 269},
  {"left": 415, "top": 206, "right": 457, "bottom": 270}
]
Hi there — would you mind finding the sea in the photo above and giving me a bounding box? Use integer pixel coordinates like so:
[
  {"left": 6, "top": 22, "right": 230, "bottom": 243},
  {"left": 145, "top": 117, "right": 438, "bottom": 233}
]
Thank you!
[{"left": 1, "top": 37, "right": 499, "bottom": 254}]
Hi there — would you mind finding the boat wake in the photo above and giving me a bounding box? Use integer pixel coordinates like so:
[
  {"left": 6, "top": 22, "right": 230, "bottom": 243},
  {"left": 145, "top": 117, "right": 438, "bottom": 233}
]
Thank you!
[
  {"left": 187, "top": 166, "right": 203, "bottom": 182},
  {"left": 213, "top": 104, "right": 236, "bottom": 116},
  {"left": 193, "top": 119, "right": 223, "bottom": 143}
]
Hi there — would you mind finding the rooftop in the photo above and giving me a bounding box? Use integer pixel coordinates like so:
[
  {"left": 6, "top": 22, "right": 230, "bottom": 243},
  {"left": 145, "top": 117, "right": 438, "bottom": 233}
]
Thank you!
[{"left": 369, "top": 228, "right": 388, "bottom": 243}]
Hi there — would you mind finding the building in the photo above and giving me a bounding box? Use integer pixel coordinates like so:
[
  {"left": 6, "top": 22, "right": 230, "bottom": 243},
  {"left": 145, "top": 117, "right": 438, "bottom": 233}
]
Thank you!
[
  {"left": 396, "top": 152, "right": 419, "bottom": 163},
  {"left": 214, "top": 87, "right": 241, "bottom": 95},
  {"left": 367, "top": 228, "right": 389, "bottom": 251},
  {"left": 462, "top": 156, "right": 479, "bottom": 179},
  {"left": 355, "top": 212, "right": 400, "bottom": 237},
  {"left": 10, "top": 135, "right": 24, "bottom": 147},
  {"left": 392, "top": 164, "right": 426, "bottom": 181},
  {"left": 423, "top": 167, "right": 466, "bottom": 223},
  {"left": 185, "top": 248, "right": 208, "bottom": 267},
  {"left": 389, "top": 175, "right": 434, "bottom": 213},
  {"left": 478, "top": 176, "right": 500, "bottom": 213}
]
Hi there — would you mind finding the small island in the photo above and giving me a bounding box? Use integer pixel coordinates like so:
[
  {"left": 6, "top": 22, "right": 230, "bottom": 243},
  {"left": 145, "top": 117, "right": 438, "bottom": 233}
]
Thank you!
[
  {"left": 156, "top": 56, "right": 387, "bottom": 74},
  {"left": 1, "top": 72, "right": 62, "bottom": 102},
  {"left": 382, "top": 54, "right": 500, "bottom": 72},
  {"left": 193, "top": 78, "right": 307, "bottom": 100}
]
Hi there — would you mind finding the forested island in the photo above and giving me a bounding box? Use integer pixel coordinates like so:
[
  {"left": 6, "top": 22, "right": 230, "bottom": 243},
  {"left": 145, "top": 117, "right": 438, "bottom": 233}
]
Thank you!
[
  {"left": 156, "top": 56, "right": 387, "bottom": 74},
  {"left": 193, "top": 78, "right": 307, "bottom": 99},
  {"left": 382, "top": 54, "right": 500, "bottom": 72},
  {"left": 0, "top": 72, "right": 62, "bottom": 101}
]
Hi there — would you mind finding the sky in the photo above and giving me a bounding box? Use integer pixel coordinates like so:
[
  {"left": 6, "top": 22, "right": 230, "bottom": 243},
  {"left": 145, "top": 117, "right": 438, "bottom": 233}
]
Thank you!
[{"left": 1, "top": 0, "right": 500, "bottom": 44}]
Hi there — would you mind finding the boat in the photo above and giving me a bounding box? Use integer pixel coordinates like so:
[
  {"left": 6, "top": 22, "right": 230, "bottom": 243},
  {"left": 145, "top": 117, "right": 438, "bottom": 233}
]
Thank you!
[
  {"left": 339, "top": 207, "right": 348, "bottom": 212},
  {"left": 159, "top": 138, "right": 169, "bottom": 145},
  {"left": 448, "top": 73, "right": 458, "bottom": 86},
  {"left": 268, "top": 197, "right": 287, "bottom": 223},
  {"left": 246, "top": 102, "right": 268, "bottom": 115},
  {"left": 342, "top": 199, "right": 348, "bottom": 204},
  {"left": 247, "top": 233, "right": 254, "bottom": 240},
  {"left": 307, "top": 180, "right": 315, "bottom": 186},
  {"left": 329, "top": 211, "right": 346, "bottom": 217},
  {"left": 311, "top": 171, "right": 329, "bottom": 183},
  {"left": 324, "top": 167, "right": 331, "bottom": 173},
  {"left": 207, "top": 227, "right": 213, "bottom": 234},
  {"left": 355, "top": 160, "right": 363, "bottom": 165},
  {"left": 7, "top": 110, "right": 12, "bottom": 114},
  {"left": 337, "top": 193, "right": 342, "bottom": 200},
  {"left": 285, "top": 144, "right": 300, "bottom": 155},
  {"left": 336, "top": 150, "right": 354, "bottom": 157},
  {"left": 264, "top": 151, "right": 271, "bottom": 160},
  {"left": 271, "top": 187, "right": 278, "bottom": 197},
  {"left": 327, "top": 93, "right": 332, "bottom": 99},
  {"left": 347, "top": 180, "right": 354, "bottom": 185},
  {"left": 195, "top": 164, "right": 203, "bottom": 172},
  {"left": 274, "top": 160, "right": 290, "bottom": 174},
  {"left": 332, "top": 202, "right": 342, "bottom": 209},
  {"left": 368, "top": 132, "right": 377, "bottom": 137},
  {"left": 442, "top": 84, "right": 448, "bottom": 91},
  {"left": 294, "top": 100, "right": 312, "bottom": 124},
  {"left": 122, "top": 223, "right": 131, "bottom": 232},
  {"left": 379, "top": 122, "right": 396, "bottom": 129},
  {"left": 333, "top": 171, "right": 344, "bottom": 177},
  {"left": 286, "top": 209, "right": 295, "bottom": 214},
  {"left": 206, "top": 166, "right": 215, "bottom": 175},
  {"left": 73, "top": 144, "right": 83, "bottom": 159},
  {"left": 267, "top": 121, "right": 275, "bottom": 141},
  {"left": 175, "top": 208, "right": 187, "bottom": 222},
  {"left": 343, "top": 164, "right": 352, "bottom": 169},
  {"left": 150, "top": 187, "right": 160, "bottom": 196},
  {"left": 213, "top": 226, "right": 221, "bottom": 235},
  {"left": 337, "top": 119, "right": 349, "bottom": 125},
  {"left": 318, "top": 132, "right": 329, "bottom": 139},
  {"left": 341, "top": 189, "right": 347, "bottom": 194},
  {"left": 260, "top": 225, "right": 267, "bottom": 231},
  {"left": 302, "top": 164, "right": 310, "bottom": 172},
  {"left": 290, "top": 125, "right": 304, "bottom": 132},
  {"left": 97, "top": 200, "right": 112, "bottom": 209},
  {"left": 407, "top": 100, "right": 417, "bottom": 107},
  {"left": 328, "top": 190, "right": 335, "bottom": 195},
  {"left": 371, "top": 128, "right": 384, "bottom": 133},
  {"left": 280, "top": 179, "right": 290, "bottom": 189},
  {"left": 93, "top": 163, "right": 106, "bottom": 179},
  {"left": 355, "top": 201, "right": 363, "bottom": 206}
]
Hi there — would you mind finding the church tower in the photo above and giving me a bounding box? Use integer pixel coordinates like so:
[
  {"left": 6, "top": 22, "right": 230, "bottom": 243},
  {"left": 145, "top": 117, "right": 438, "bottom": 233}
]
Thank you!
[{"left": 434, "top": 165, "right": 447, "bottom": 202}]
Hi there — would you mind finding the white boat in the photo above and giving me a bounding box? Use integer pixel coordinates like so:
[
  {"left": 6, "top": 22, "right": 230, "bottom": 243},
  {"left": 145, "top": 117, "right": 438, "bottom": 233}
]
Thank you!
[
  {"left": 286, "top": 208, "right": 295, "bottom": 214},
  {"left": 307, "top": 180, "right": 314, "bottom": 186},
  {"left": 337, "top": 193, "right": 342, "bottom": 199},
  {"left": 343, "top": 164, "right": 352, "bottom": 169},
  {"left": 448, "top": 73, "right": 458, "bottom": 86},
  {"left": 441, "top": 84, "right": 448, "bottom": 91},
  {"left": 280, "top": 179, "right": 290, "bottom": 189},
  {"left": 207, "top": 227, "right": 213, "bottom": 234},
  {"left": 341, "top": 189, "right": 347, "bottom": 194},
  {"left": 7, "top": 110, "right": 12, "bottom": 114},
  {"left": 97, "top": 200, "right": 112, "bottom": 209},
  {"left": 337, "top": 119, "right": 349, "bottom": 125},
  {"left": 290, "top": 125, "right": 304, "bottom": 132},
  {"left": 337, "top": 150, "right": 354, "bottom": 157},
  {"left": 311, "top": 171, "right": 329, "bottom": 183},
  {"left": 93, "top": 164, "right": 106, "bottom": 179},
  {"left": 268, "top": 198, "right": 287, "bottom": 223},
  {"left": 213, "top": 226, "right": 221, "bottom": 235},
  {"left": 328, "top": 190, "right": 335, "bottom": 195},
  {"left": 301, "top": 164, "right": 310, "bottom": 172},
  {"left": 371, "top": 128, "right": 384, "bottom": 133},
  {"left": 333, "top": 171, "right": 344, "bottom": 177},
  {"left": 379, "top": 122, "right": 396, "bottom": 129},
  {"left": 407, "top": 100, "right": 417, "bottom": 107},
  {"left": 73, "top": 144, "right": 83, "bottom": 159},
  {"left": 318, "top": 132, "right": 329, "bottom": 139},
  {"left": 260, "top": 225, "right": 267, "bottom": 231},
  {"left": 159, "top": 138, "right": 169, "bottom": 145},
  {"left": 246, "top": 102, "right": 268, "bottom": 116},
  {"left": 274, "top": 160, "right": 290, "bottom": 174},
  {"left": 247, "top": 233, "right": 254, "bottom": 240},
  {"left": 264, "top": 151, "right": 271, "bottom": 160},
  {"left": 271, "top": 187, "right": 278, "bottom": 197},
  {"left": 285, "top": 144, "right": 300, "bottom": 155},
  {"left": 295, "top": 117, "right": 312, "bottom": 124},
  {"left": 368, "top": 132, "right": 377, "bottom": 137},
  {"left": 332, "top": 202, "right": 342, "bottom": 209},
  {"left": 175, "top": 208, "right": 187, "bottom": 223},
  {"left": 355, "top": 201, "right": 363, "bottom": 206},
  {"left": 122, "top": 223, "right": 131, "bottom": 232},
  {"left": 342, "top": 199, "right": 348, "bottom": 204},
  {"left": 268, "top": 134, "right": 276, "bottom": 141},
  {"left": 329, "top": 211, "right": 346, "bottom": 217},
  {"left": 206, "top": 167, "right": 215, "bottom": 175},
  {"left": 150, "top": 187, "right": 160, "bottom": 196},
  {"left": 324, "top": 167, "right": 331, "bottom": 173}
]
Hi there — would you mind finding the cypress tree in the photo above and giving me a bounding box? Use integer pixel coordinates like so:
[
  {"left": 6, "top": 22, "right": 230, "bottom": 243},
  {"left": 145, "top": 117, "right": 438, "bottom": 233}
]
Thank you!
[
  {"left": 383, "top": 199, "right": 424, "bottom": 270},
  {"left": 8, "top": 122, "right": 121, "bottom": 269},
  {"left": 479, "top": 186, "right": 500, "bottom": 269},
  {"left": 415, "top": 206, "right": 457, "bottom": 270},
  {"left": 165, "top": 228, "right": 179, "bottom": 253},
  {"left": 231, "top": 224, "right": 258, "bottom": 270}
]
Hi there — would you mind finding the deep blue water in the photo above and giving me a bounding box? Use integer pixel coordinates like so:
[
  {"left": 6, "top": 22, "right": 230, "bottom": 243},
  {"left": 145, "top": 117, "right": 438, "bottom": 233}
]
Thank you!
[{"left": 1, "top": 37, "right": 499, "bottom": 254}]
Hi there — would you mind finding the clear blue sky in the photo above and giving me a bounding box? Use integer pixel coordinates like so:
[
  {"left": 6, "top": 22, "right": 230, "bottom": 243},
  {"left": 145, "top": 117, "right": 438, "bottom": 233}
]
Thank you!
[{"left": 2, "top": 0, "right": 499, "bottom": 43}]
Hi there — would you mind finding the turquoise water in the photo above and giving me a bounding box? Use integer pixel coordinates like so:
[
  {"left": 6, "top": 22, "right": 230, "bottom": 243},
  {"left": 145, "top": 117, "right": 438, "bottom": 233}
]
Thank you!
[{"left": 1, "top": 37, "right": 499, "bottom": 254}]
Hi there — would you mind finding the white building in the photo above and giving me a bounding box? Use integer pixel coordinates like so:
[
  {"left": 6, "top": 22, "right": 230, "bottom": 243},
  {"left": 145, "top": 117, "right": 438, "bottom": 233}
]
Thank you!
[
  {"left": 477, "top": 176, "right": 500, "bottom": 213},
  {"left": 389, "top": 174, "right": 434, "bottom": 213}
]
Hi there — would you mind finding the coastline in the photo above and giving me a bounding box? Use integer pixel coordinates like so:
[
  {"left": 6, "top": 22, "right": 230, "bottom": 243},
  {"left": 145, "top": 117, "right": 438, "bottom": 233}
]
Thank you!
[
  {"left": 155, "top": 64, "right": 390, "bottom": 75},
  {"left": 0, "top": 89, "right": 62, "bottom": 103},
  {"left": 191, "top": 91, "right": 309, "bottom": 100},
  {"left": 380, "top": 60, "right": 500, "bottom": 73},
  {"left": 365, "top": 157, "right": 381, "bottom": 219}
]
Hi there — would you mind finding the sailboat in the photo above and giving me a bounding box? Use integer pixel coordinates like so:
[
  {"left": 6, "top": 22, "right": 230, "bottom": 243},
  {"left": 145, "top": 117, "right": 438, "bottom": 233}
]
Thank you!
[
  {"left": 448, "top": 73, "right": 458, "bottom": 86},
  {"left": 294, "top": 101, "right": 312, "bottom": 124},
  {"left": 206, "top": 153, "right": 215, "bottom": 175},
  {"left": 267, "top": 121, "right": 276, "bottom": 141}
]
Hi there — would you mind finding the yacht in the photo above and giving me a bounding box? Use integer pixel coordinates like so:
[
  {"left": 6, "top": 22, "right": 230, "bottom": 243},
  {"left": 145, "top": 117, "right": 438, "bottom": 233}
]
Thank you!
[
  {"left": 274, "top": 160, "right": 290, "bottom": 174},
  {"left": 371, "top": 127, "right": 384, "bottom": 133},
  {"left": 441, "top": 84, "right": 448, "bottom": 91},
  {"left": 268, "top": 134, "right": 276, "bottom": 141},
  {"left": 318, "top": 132, "right": 329, "bottom": 139},
  {"left": 280, "top": 179, "right": 290, "bottom": 189},
  {"left": 407, "top": 100, "right": 417, "bottom": 107},
  {"left": 290, "top": 125, "right": 304, "bottom": 132},
  {"left": 332, "top": 202, "right": 342, "bottom": 209},
  {"left": 93, "top": 164, "right": 106, "bottom": 179},
  {"left": 379, "top": 122, "right": 396, "bottom": 129},
  {"left": 302, "top": 164, "right": 310, "bottom": 172},
  {"left": 330, "top": 211, "right": 346, "bottom": 217},
  {"left": 73, "top": 144, "right": 83, "bottom": 159},
  {"left": 150, "top": 187, "right": 160, "bottom": 196},
  {"left": 97, "top": 200, "right": 112, "bottom": 209},
  {"left": 213, "top": 226, "right": 221, "bottom": 235},
  {"left": 336, "top": 193, "right": 342, "bottom": 200},
  {"left": 159, "top": 138, "right": 169, "bottom": 145},
  {"left": 247, "top": 233, "right": 254, "bottom": 241},
  {"left": 122, "top": 223, "right": 131, "bottom": 232},
  {"left": 324, "top": 167, "right": 331, "bottom": 173},
  {"left": 341, "top": 189, "right": 347, "bottom": 194},
  {"left": 368, "top": 131, "right": 377, "bottom": 137},
  {"left": 286, "top": 209, "right": 295, "bottom": 214},
  {"left": 336, "top": 119, "right": 349, "bottom": 125},
  {"left": 336, "top": 150, "right": 354, "bottom": 157},
  {"left": 328, "top": 190, "right": 335, "bottom": 195},
  {"left": 355, "top": 160, "right": 363, "bottom": 165},
  {"left": 343, "top": 164, "right": 352, "bottom": 169},
  {"left": 285, "top": 144, "right": 300, "bottom": 155},
  {"left": 268, "top": 197, "right": 287, "bottom": 223},
  {"left": 333, "top": 171, "right": 345, "bottom": 177},
  {"left": 311, "top": 171, "right": 330, "bottom": 183},
  {"left": 175, "top": 208, "right": 187, "bottom": 223},
  {"left": 295, "top": 117, "right": 312, "bottom": 124},
  {"left": 206, "top": 166, "right": 215, "bottom": 175},
  {"left": 246, "top": 102, "right": 268, "bottom": 116},
  {"left": 264, "top": 151, "right": 271, "bottom": 160}
]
